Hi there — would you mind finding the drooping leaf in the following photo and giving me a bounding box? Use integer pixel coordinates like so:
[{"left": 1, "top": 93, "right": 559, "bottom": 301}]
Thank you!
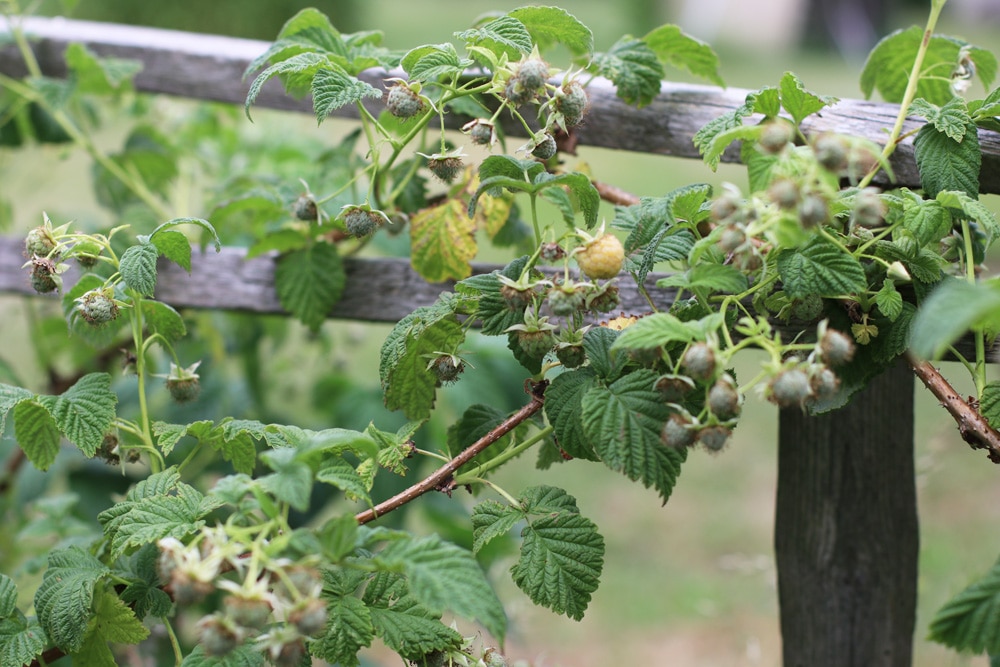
[
  {"left": 259, "top": 447, "right": 314, "bottom": 511},
  {"left": 930, "top": 556, "right": 1000, "bottom": 655},
  {"left": 376, "top": 534, "right": 506, "bottom": 641},
  {"left": 410, "top": 198, "right": 477, "bottom": 282},
  {"left": 119, "top": 241, "right": 159, "bottom": 296},
  {"left": 0, "top": 383, "right": 33, "bottom": 433},
  {"left": 274, "top": 242, "right": 346, "bottom": 332},
  {"left": 36, "top": 373, "right": 117, "bottom": 458},
  {"left": 245, "top": 52, "right": 328, "bottom": 118},
  {"left": 34, "top": 547, "right": 109, "bottom": 653},
  {"left": 542, "top": 368, "right": 599, "bottom": 462},
  {"left": 509, "top": 6, "right": 593, "bottom": 58},
  {"left": 14, "top": 400, "right": 61, "bottom": 471},
  {"left": 582, "top": 370, "right": 685, "bottom": 503},
  {"left": 643, "top": 24, "right": 723, "bottom": 87},
  {"left": 142, "top": 300, "right": 187, "bottom": 344},
  {"left": 910, "top": 278, "right": 1000, "bottom": 359},
  {"left": 149, "top": 230, "right": 191, "bottom": 272},
  {"left": 876, "top": 279, "right": 904, "bottom": 321},
  {"left": 861, "top": 27, "right": 995, "bottom": 105},
  {"left": 776, "top": 236, "right": 868, "bottom": 299},
  {"left": 510, "top": 486, "right": 604, "bottom": 620},
  {"left": 914, "top": 119, "right": 981, "bottom": 198},
  {"left": 363, "top": 573, "right": 464, "bottom": 660},
  {"left": 936, "top": 190, "right": 1000, "bottom": 244},
  {"left": 312, "top": 66, "right": 382, "bottom": 123},
  {"left": 380, "top": 296, "right": 465, "bottom": 420},
  {"left": 534, "top": 171, "right": 600, "bottom": 229},
  {"left": 591, "top": 36, "right": 664, "bottom": 107},
  {"left": 148, "top": 217, "right": 221, "bottom": 252}
]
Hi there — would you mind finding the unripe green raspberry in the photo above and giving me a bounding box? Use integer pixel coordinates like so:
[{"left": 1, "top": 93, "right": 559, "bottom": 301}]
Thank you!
[
  {"left": 759, "top": 120, "right": 793, "bottom": 153},
  {"left": 386, "top": 82, "right": 425, "bottom": 118},
  {"left": 427, "top": 155, "right": 464, "bottom": 183},
  {"left": 289, "top": 598, "right": 328, "bottom": 637},
  {"left": 293, "top": 194, "right": 318, "bottom": 221},
  {"left": 662, "top": 413, "right": 697, "bottom": 449},
  {"left": 515, "top": 58, "right": 549, "bottom": 91},
  {"left": 555, "top": 81, "right": 589, "bottom": 127},
  {"left": 717, "top": 224, "right": 746, "bottom": 253},
  {"left": 655, "top": 373, "right": 696, "bottom": 401},
  {"left": 341, "top": 205, "right": 387, "bottom": 238},
  {"left": 767, "top": 178, "right": 800, "bottom": 210},
  {"left": 429, "top": 354, "right": 464, "bottom": 385},
  {"left": 24, "top": 226, "right": 57, "bottom": 258},
  {"left": 813, "top": 133, "right": 848, "bottom": 172},
  {"left": 707, "top": 377, "right": 741, "bottom": 420},
  {"left": 531, "top": 132, "right": 557, "bottom": 160},
  {"left": 810, "top": 365, "right": 840, "bottom": 401},
  {"left": 516, "top": 329, "right": 555, "bottom": 358},
  {"left": 698, "top": 425, "right": 732, "bottom": 452},
  {"left": 273, "top": 638, "right": 307, "bottom": 667},
  {"left": 162, "top": 362, "right": 202, "bottom": 404},
  {"left": 851, "top": 187, "right": 886, "bottom": 229},
  {"left": 462, "top": 118, "right": 496, "bottom": 146},
  {"left": 682, "top": 342, "right": 717, "bottom": 382},
  {"left": 29, "top": 257, "right": 59, "bottom": 293},
  {"left": 483, "top": 647, "right": 509, "bottom": 667},
  {"left": 798, "top": 193, "right": 828, "bottom": 228},
  {"left": 710, "top": 192, "right": 741, "bottom": 221},
  {"left": 196, "top": 614, "right": 242, "bottom": 656},
  {"left": 500, "top": 283, "right": 535, "bottom": 312},
  {"left": 768, "top": 368, "right": 813, "bottom": 408},
  {"left": 547, "top": 282, "right": 586, "bottom": 317},
  {"left": 223, "top": 594, "right": 272, "bottom": 631},
  {"left": 585, "top": 282, "right": 620, "bottom": 313},
  {"left": 555, "top": 342, "right": 586, "bottom": 369},
  {"left": 76, "top": 287, "right": 120, "bottom": 325},
  {"left": 819, "top": 328, "right": 855, "bottom": 366}
]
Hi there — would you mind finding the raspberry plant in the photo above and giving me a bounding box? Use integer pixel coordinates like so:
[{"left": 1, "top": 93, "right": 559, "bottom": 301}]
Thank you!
[{"left": 1, "top": 0, "right": 1000, "bottom": 665}]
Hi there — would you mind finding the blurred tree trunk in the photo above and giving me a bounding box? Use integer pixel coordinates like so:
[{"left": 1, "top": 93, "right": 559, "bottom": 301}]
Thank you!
[{"left": 775, "top": 360, "right": 917, "bottom": 667}]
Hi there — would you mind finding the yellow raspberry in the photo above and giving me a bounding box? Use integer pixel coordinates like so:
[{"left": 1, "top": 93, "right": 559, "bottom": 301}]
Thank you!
[{"left": 575, "top": 233, "right": 624, "bottom": 280}]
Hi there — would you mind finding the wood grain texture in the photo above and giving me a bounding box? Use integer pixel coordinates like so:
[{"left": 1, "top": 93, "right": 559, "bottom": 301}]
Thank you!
[{"left": 2, "top": 17, "right": 999, "bottom": 193}]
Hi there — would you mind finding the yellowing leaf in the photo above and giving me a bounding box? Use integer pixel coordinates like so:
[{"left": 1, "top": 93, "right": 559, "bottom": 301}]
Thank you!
[
  {"left": 474, "top": 192, "right": 513, "bottom": 239},
  {"left": 410, "top": 199, "right": 477, "bottom": 282}
]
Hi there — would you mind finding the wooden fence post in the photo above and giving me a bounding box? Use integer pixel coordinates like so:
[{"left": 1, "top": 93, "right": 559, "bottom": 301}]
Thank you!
[{"left": 775, "top": 359, "right": 918, "bottom": 667}]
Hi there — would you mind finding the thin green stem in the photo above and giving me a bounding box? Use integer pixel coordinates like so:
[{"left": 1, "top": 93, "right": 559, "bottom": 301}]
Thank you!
[
  {"left": 453, "top": 426, "right": 552, "bottom": 485},
  {"left": 163, "top": 617, "right": 184, "bottom": 667},
  {"left": 961, "top": 218, "right": 987, "bottom": 396},
  {"left": 470, "top": 477, "right": 520, "bottom": 506},
  {"left": 858, "top": 0, "right": 948, "bottom": 189},
  {"left": 528, "top": 193, "right": 542, "bottom": 246}
]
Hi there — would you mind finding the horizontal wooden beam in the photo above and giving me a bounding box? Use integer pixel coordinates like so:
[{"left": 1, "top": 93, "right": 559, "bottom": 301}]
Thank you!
[{"left": 1, "top": 16, "right": 999, "bottom": 194}]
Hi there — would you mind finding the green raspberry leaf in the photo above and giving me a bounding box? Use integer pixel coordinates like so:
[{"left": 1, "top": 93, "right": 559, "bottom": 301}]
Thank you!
[
  {"left": 929, "top": 556, "right": 1000, "bottom": 654},
  {"left": 876, "top": 280, "right": 904, "bottom": 321},
  {"left": 643, "top": 24, "right": 723, "bottom": 87},
  {"left": 909, "top": 97, "right": 974, "bottom": 142},
  {"left": 902, "top": 198, "right": 952, "bottom": 247},
  {"left": 245, "top": 8, "right": 345, "bottom": 72},
  {"left": 447, "top": 403, "right": 506, "bottom": 459},
  {"left": 0, "top": 383, "right": 33, "bottom": 434},
  {"left": 779, "top": 71, "right": 837, "bottom": 125},
  {"left": 380, "top": 295, "right": 465, "bottom": 420},
  {"left": 119, "top": 241, "right": 159, "bottom": 296},
  {"left": 657, "top": 262, "right": 748, "bottom": 295},
  {"left": 510, "top": 486, "right": 604, "bottom": 620},
  {"left": 509, "top": 6, "right": 593, "bottom": 58},
  {"left": 861, "top": 27, "right": 995, "bottom": 105},
  {"left": 980, "top": 381, "right": 1000, "bottom": 431},
  {"left": 88, "top": 586, "right": 149, "bottom": 645},
  {"left": 377, "top": 535, "right": 506, "bottom": 641},
  {"left": 582, "top": 370, "right": 686, "bottom": 503},
  {"left": 401, "top": 43, "right": 465, "bottom": 82},
  {"left": 148, "top": 230, "right": 191, "bottom": 272},
  {"left": 0, "top": 573, "right": 15, "bottom": 617},
  {"left": 936, "top": 190, "right": 1000, "bottom": 244},
  {"left": 312, "top": 66, "right": 382, "bottom": 123},
  {"left": 363, "top": 573, "right": 464, "bottom": 660},
  {"left": 275, "top": 242, "right": 346, "bottom": 333},
  {"left": 543, "top": 368, "right": 600, "bottom": 462},
  {"left": 533, "top": 171, "right": 600, "bottom": 229},
  {"left": 910, "top": 278, "right": 1000, "bottom": 360},
  {"left": 693, "top": 93, "right": 758, "bottom": 169},
  {"left": 119, "top": 544, "right": 174, "bottom": 620},
  {"left": 313, "top": 592, "right": 373, "bottom": 667},
  {"left": 914, "top": 115, "right": 981, "bottom": 199},
  {"left": 316, "top": 458, "right": 372, "bottom": 505},
  {"left": 609, "top": 312, "right": 698, "bottom": 353},
  {"left": 259, "top": 447, "right": 314, "bottom": 512},
  {"left": 142, "top": 300, "right": 187, "bottom": 344},
  {"left": 776, "top": 236, "right": 867, "bottom": 299},
  {"left": 37, "top": 373, "right": 117, "bottom": 458},
  {"left": 245, "top": 52, "right": 328, "bottom": 118},
  {"left": 582, "top": 326, "right": 626, "bottom": 382},
  {"left": 411, "top": 198, "right": 477, "bottom": 282},
  {"left": 65, "top": 42, "right": 140, "bottom": 94},
  {"left": 149, "top": 216, "right": 221, "bottom": 252},
  {"left": 34, "top": 546, "right": 109, "bottom": 652},
  {"left": 455, "top": 16, "right": 532, "bottom": 61},
  {"left": 471, "top": 500, "right": 523, "bottom": 554},
  {"left": 455, "top": 256, "right": 533, "bottom": 335},
  {"left": 592, "top": 36, "right": 664, "bottom": 108},
  {"left": 0, "top": 616, "right": 47, "bottom": 667},
  {"left": 14, "top": 400, "right": 60, "bottom": 471}
]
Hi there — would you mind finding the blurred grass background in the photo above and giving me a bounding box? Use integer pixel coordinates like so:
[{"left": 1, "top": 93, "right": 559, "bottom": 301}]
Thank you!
[{"left": 5, "top": 0, "right": 1000, "bottom": 665}]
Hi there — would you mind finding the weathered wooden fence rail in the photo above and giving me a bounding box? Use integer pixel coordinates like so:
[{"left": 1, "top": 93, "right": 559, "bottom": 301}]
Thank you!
[{"left": 3, "top": 15, "right": 1000, "bottom": 667}]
